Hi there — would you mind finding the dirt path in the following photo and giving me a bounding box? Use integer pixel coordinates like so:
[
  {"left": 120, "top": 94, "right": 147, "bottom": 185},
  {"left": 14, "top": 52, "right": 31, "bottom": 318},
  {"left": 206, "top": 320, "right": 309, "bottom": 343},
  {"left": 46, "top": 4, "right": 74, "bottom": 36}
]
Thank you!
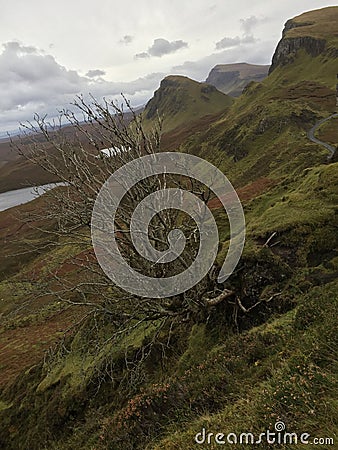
[{"left": 307, "top": 113, "right": 338, "bottom": 159}]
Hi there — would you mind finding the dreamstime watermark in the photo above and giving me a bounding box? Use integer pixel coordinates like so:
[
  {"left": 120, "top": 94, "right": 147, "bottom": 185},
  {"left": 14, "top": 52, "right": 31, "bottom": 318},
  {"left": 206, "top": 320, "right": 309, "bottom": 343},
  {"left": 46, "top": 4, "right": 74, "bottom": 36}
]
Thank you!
[
  {"left": 91, "top": 152, "right": 245, "bottom": 298},
  {"left": 194, "top": 422, "right": 334, "bottom": 446}
]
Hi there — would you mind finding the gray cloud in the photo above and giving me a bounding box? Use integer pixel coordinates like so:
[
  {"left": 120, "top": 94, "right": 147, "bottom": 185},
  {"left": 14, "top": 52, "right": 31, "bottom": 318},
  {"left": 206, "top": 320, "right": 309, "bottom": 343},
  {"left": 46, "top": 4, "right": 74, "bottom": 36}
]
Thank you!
[
  {"left": 0, "top": 41, "right": 165, "bottom": 131},
  {"left": 119, "top": 35, "right": 134, "bottom": 45},
  {"left": 1, "top": 0, "right": 335, "bottom": 132},
  {"left": 240, "top": 15, "right": 263, "bottom": 35},
  {"left": 135, "top": 52, "right": 150, "bottom": 59},
  {"left": 135, "top": 38, "right": 188, "bottom": 59},
  {"left": 3, "top": 41, "right": 38, "bottom": 54},
  {"left": 215, "top": 34, "right": 256, "bottom": 50},
  {"left": 86, "top": 69, "right": 106, "bottom": 78},
  {"left": 148, "top": 38, "right": 188, "bottom": 57},
  {"left": 215, "top": 15, "right": 265, "bottom": 50},
  {"left": 215, "top": 36, "right": 241, "bottom": 49}
]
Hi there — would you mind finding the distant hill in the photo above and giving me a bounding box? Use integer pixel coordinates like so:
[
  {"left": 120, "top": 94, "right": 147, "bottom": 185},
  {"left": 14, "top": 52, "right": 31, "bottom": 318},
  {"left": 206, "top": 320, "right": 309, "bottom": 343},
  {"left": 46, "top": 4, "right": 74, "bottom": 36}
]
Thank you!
[
  {"left": 0, "top": 7, "right": 338, "bottom": 450},
  {"left": 205, "top": 63, "right": 270, "bottom": 97},
  {"left": 143, "top": 75, "right": 233, "bottom": 133},
  {"left": 0, "top": 111, "right": 137, "bottom": 193},
  {"left": 184, "top": 6, "right": 338, "bottom": 184}
]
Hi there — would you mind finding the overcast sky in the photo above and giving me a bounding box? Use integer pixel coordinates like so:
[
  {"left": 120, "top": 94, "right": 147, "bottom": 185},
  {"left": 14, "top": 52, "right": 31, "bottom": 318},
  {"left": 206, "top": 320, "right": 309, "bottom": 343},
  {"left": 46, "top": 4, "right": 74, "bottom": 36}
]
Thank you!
[{"left": 0, "top": 0, "right": 337, "bottom": 132}]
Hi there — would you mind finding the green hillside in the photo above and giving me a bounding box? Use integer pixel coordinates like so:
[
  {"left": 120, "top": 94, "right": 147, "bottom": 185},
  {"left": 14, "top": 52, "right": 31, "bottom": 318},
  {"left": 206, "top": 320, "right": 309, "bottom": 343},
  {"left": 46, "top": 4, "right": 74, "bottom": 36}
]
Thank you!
[
  {"left": 142, "top": 75, "right": 233, "bottom": 133},
  {"left": 269, "top": 6, "right": 338, "bottom": 84},
  {"left": 285, "top": 6, "right": 338, "bottom": 42},
  {"left": 178, "top": 6, "right": 338, "bottom": 186},
  {"left": 0, "top": 6, "right": 337, "bottom": 450}
]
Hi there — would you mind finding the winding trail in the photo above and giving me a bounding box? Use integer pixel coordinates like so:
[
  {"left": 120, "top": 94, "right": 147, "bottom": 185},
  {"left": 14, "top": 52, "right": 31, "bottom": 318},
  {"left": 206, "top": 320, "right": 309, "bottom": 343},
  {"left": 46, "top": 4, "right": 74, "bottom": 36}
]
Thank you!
[{"left": 307, "top": 113, "right": 338, "bottom": 159}]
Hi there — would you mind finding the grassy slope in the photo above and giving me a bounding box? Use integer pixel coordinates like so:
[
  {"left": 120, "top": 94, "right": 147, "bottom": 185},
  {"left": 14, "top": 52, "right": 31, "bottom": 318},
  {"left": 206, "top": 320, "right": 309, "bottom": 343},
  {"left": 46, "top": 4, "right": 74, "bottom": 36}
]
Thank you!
[
  {"left": 316, "top": 116, "right": 338, "bottom": 146},
  {"left": 152, "top": 281, "right": 338, "bottom": 450},
  {"left": 142, "top": 75, "right": 233, "bottom": 133},
  {"left": 176, "top": 6, "right": 338, "bottom": 183},
  {"left": 286, "top": 6, "right": 338, "bottom": 43},
  {"left": 1, "top": 160, "right": 336, "bottom": 450},
  {"left": 177, "top": 57, "right": 336, "bottom": 186},
  {"left": 0, "top": 6, "right": 337, "bottom": 450},
  {"left": 0, "top": 194, "right": 91, "bottom": 388}
]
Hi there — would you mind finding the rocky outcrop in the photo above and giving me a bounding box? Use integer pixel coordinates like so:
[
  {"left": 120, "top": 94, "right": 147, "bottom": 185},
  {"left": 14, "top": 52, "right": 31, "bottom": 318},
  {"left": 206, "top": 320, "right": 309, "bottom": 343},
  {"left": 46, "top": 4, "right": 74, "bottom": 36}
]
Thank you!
[
  {"left": 269, "top": 19, "right": 326, "bottom": 73},
  {"left": 207, "top": 70, "right": 239, "bottom": 88},
  {"left": 206, "top": 63, "right": 269, "bottom": 97},
  {"left": 144, "top": 77, "right": 183, "bottom": 120}
]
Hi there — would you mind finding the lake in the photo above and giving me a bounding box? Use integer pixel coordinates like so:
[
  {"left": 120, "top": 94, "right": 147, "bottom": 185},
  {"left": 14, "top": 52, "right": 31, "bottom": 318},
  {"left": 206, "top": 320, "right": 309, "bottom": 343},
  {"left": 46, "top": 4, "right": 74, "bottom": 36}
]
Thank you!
[{"left": 0, "top": 183, "right": 64, "bottom": 212}]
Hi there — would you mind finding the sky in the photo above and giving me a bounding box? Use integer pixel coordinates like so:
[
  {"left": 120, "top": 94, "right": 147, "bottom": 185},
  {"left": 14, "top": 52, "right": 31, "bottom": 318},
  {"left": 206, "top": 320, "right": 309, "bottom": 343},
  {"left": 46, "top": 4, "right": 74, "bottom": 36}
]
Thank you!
[{"left": 0, "top": 0, "right": 337, "bottom": 133}]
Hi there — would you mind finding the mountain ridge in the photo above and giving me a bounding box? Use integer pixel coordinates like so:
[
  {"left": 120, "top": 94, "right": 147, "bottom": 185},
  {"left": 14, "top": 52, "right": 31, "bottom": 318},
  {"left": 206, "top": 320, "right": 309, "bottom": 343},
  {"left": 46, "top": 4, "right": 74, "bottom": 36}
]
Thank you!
[
  {"left": 142, "top": 75, "right": 233, "bottom": 133},
  {"left": 0, "top": 6, "right": 337, "bottom": 450},
  {"left": 206, "top": 62, "right": 269, "bottom": 96},
  {"left": 270, "top": 6, "right": 338, "bottom": 73}
]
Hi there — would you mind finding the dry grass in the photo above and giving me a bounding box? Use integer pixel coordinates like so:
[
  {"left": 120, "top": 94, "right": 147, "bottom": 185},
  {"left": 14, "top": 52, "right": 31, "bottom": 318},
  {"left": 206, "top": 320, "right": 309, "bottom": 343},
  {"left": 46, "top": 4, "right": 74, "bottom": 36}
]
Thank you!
[
  {"left": 287, "top": 6, "right": 338, "bottom": 42},
  {"left": 316, "top": 116, "right": 338, "bottom": 145},
  {"left": 0, "top": 307, "right": 83, "bottom": 387}
]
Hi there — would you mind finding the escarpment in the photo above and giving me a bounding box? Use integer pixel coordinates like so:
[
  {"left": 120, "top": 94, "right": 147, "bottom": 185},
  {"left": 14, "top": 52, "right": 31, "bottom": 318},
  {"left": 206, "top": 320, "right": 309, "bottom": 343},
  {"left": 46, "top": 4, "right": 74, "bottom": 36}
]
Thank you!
[{"left": 269, "top": 20, "right": 326, "bottom": 73}]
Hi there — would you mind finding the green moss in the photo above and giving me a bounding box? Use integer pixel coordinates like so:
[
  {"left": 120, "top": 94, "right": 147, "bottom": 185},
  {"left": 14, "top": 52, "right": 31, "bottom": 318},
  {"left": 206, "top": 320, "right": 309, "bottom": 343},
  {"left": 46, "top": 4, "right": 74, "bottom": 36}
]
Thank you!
[
  {"left": 177, "top": 324, "right": 213, "bottom": 373},
  {"left": 315, "top": 116, "right": 338, "bottom": 145},
  {"left": 149, "top": 283, "right": 338, "bottom": 450},
  {"left": 37, "top": 318, "right": 163, "bottom": 393},
  {"left": 0, "top": 400, "right": 12, "bottom": 411},
  {"left": 245, "top": 163, "right": 338, "bottom": 236}
]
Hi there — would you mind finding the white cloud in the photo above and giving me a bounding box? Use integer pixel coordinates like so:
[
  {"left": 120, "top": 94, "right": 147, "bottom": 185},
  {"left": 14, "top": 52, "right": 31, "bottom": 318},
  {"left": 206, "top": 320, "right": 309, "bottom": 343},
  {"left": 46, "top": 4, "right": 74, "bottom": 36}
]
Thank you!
[
  {"left": 0, "top": 41, "right": 165, "bottom": 131},
  {"left": 215, "top": 34, "right": 256, "bottom": 50},
  {"left": 240, "top": 15, "right": 261, "bottom": 35}
]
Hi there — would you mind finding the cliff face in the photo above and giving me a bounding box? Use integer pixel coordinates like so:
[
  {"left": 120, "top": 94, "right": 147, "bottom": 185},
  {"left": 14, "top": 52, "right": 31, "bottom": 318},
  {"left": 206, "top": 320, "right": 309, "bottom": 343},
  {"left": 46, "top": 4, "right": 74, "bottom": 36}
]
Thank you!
[
  {"left": 269, "top": 6, "right": 338, "bottom": 74},
  {"left": 269, "top": 23, "right": 326, "bottom": 73},
  {"left": 206, "top": 63, "right": 269, "bottom": 97}
]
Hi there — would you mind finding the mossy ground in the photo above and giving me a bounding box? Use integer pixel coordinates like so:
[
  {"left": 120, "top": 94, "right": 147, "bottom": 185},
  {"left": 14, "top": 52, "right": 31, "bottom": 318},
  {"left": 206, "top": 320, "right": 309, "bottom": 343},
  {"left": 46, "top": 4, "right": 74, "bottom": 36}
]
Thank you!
[
  {"left": 0, "top": 157, "right": 336, "bottom": 449},
  {"left": 315, "top": 116, "right": 338, "bottom": 146},
  {"left": 0, "top": 7, "right": 337, "bottom": 450}
]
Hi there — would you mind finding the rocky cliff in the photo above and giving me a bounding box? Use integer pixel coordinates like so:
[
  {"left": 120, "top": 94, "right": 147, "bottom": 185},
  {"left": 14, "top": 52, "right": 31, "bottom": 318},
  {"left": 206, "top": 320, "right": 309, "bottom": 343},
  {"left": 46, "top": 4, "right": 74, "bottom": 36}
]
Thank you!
[
  {"left": 269, "top": 21, "right": 326, "bottom": 73},
  {"left": 269, "top": 7, "right": 338, "bottom": 73},
  {"left": 206, "top": 63, "right": 269, "bottom": 97}
]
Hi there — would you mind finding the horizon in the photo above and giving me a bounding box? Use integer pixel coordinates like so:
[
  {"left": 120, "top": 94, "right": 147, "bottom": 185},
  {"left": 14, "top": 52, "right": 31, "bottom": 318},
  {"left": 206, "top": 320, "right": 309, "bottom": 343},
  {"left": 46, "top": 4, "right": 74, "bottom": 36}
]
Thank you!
[{"left": 0, "top": 1, "right": 337, "bottom": 132}]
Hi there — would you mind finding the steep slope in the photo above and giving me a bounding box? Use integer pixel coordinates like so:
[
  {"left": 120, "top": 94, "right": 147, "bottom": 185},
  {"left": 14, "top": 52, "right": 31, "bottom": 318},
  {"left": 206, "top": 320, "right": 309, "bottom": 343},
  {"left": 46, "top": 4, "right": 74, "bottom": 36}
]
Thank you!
[
  {"left": 181, "top": 6, "right": 338, "bottom": 186},
  {"left": 0, "top": 7, "right": 337, "bottom": 450},
  {"left": 143, "top": 75, "right": 233, "bottom": 133},
  {"left": 206, "top": 62, "right": 269, "bottom": 96},
  {"left": 268, "top": 6, "right": 338, "bottom": 92}
]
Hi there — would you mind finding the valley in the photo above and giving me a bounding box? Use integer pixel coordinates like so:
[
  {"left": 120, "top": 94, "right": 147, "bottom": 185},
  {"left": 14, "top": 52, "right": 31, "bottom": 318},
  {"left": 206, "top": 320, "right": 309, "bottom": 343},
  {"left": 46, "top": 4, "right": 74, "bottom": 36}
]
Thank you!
[{"left": 0, "top": 5, "right": 337, "bottom": 450}]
